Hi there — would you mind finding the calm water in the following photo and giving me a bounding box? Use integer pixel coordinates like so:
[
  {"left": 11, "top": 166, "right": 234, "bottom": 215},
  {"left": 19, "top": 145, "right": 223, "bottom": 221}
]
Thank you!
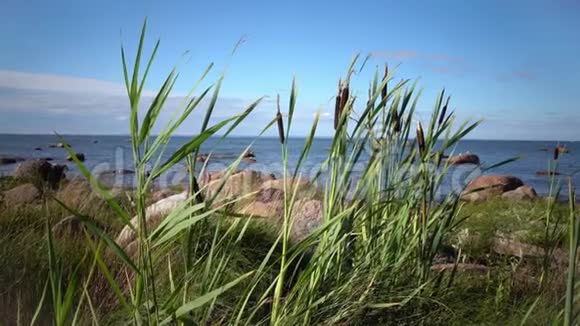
[{"left": 1, "top": 134, "right": 579, "bottom": 196}]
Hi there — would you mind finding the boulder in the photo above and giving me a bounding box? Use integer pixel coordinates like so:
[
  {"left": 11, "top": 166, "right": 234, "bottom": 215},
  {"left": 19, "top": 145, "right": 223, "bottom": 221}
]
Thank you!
[
  {"left": 203, "top": 169, "right": 275, "bottom": 201},
  {"left": 239, "top": 191, "right": 323, "bottom": 241},
  {"left": 259, "top": 177, "right": 310, "bottom": 192},
  {"left": 255, "top": 187, "right": 285, "bottom": 202},
  {"left": 492, "top": 232, "right": 567, "bottom": 265},
  {"left": 66, "top": 152, "right": 85, "bottom": 162},
  {"left": 14, "top": 159, "right": 52, "bottom": 179},
  {"left": 201, "top": 170, "right": 228, "bottom": 184},
  {"left": 151, "top": 188, "right": 179, "bottom": 203},
  {"left": 242, "top": 149, "right": 255, "bottom": 159},
  {"left": 291, "top": 199, "right": 323, "bottom": 241},
  {"left": 461, "top": 175, "right": 524, "bottom": 202},
  {"left": 0, "top": 155, "right": 24, "bottom": 165},
  {"left": 116, "top": 191, "right": 188, "bottom": 250},
  {"left": 55, "top": 177, "right": 125, "bottom": 213},
  {"left": 447, "top": 152, "right": 480, "bottom": 165},
  {"left": 556, "top": 144, "right": 569, "bottom": 154},
  {"left": 501, "top": 185, "right": 538, "bottom": 201},
  {"left": 2, "top": 183, "right": 40, "bottom": 205},
  {"left": 240, "top": 187, "right": 285, "bottom": 216},
  {"left": 242, "top": 157, "right": 257, "bottom": 164},
  {"left": 115, "top": 170, "right": 324, "bottom": 252},
  {"left": 241, "top": 200, "right": 284, "bottom": 218},
  {"left": 197, "top": 154, "right": 209, "bottom": 163},
  {"left": 13, "top": 159, "right": 67, "bottom": 188}
]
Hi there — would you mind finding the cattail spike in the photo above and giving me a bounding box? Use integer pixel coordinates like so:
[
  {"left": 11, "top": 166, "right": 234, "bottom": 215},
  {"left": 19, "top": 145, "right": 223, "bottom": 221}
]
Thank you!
[
  {"left": 438, "top": 96, "right": 451, "bottom": 125},
  {"left": 340, "top": 83, "right": 349, "bottom": 111},
  {"left": 334, "top": 90, "right": 342, "bottom": 130},
  {"left": 381, "top": 63, "right": 388, "bottom": 102},
  {"left": 554, "top": 146, "right": 559, "bottom": 161},
  {"left": 276, "top": 94, "right": 285, "bottom": 144},
  {"left": 335, "top": 82, "right": 349, "bottom": 130},
  {"left": 392, "top": 108, "right": 400, "bottom": 133},
  {"left": 416, "top": 122, "right": 425, "bottom": 157}
]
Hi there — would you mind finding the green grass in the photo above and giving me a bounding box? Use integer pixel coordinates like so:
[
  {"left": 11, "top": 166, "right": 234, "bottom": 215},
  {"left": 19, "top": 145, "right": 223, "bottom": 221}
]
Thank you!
[
  {"left": 1, "top": 20, "right": 578, "bottom": 325},
  {"left": 0, "top": 178, "right": 569, "bottom": 324},
  {"left": 0, "top": 178, "right": 284, "bottom": 324},
  {"left": 457, "top": 198, "right": 570, "bottom": 252},
  {"left": 0, "top": 176, "right": 19, "bottom": 191}
]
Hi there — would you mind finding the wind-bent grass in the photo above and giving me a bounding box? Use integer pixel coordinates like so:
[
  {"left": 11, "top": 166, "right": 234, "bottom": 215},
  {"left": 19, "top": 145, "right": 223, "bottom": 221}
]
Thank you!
[
  {"left": 39, "top": 22, "right": 478, "bottom": 324},
  {"left": 36, "top": 20, "right": 263, "bottom": 325},
  {"left": 24, "top": 20, "right": 576, "bottom": 325}
]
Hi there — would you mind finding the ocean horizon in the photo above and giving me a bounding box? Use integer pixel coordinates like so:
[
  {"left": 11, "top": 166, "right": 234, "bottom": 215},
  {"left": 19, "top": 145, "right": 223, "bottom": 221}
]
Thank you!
[{"left": 1, "top": 134, "right": 578, "bottom": 197}]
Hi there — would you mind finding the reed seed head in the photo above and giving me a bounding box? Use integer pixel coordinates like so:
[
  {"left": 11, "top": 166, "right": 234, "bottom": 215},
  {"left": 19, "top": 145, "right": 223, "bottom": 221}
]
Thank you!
[
  {"left": 276, "top": 94, "right": 285, "bottom": 144},
  {"left": 340, "top": 82, "right": 350, "bottom": 111},
  {"left": 334, "top": 79, "right": 349, "bottom": 130},
  {"left": 392, "top": 108, "right": 401, "bottom": 133},
  {"left": 438, "top": 102, "right": 448, "bottom": 126},
  {"left": 416, "top": 122, "right": 425, "bottom": 156},
  {"left": 334, "top": 86, "right": 342, "bottom": 130},
  {"left": 381, "top": 63, "right": 388, "bottom": 102}
]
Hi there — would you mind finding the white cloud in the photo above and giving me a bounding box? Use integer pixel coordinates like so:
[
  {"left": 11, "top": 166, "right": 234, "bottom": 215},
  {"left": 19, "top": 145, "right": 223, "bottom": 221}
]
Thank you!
[
  {"left": 0, "top": 70, "right": 286, "bottom": 135},
  {"left": 0, "top": 70, "right": 259, "bottom": 117},
  {"left": 0, "top": 70, "right": 130, "bottom": 95}
]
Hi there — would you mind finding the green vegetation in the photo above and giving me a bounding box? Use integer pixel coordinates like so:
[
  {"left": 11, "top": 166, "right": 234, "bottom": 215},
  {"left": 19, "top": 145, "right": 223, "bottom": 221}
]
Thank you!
[
  {"left": 1, "top": 181, "right": 573, "bottom": 324},
  {"left": 1, "top": 21, "right": 578, "bottom": 325}
]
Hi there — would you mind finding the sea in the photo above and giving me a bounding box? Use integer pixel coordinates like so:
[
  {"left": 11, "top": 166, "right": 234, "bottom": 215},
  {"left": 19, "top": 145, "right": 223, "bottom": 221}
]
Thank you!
[{"left": 1, "top": 134, "right": 579, "bottom": 197}]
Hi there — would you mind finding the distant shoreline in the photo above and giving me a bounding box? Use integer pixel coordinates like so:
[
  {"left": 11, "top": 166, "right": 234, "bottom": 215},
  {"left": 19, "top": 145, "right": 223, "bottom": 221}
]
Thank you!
[{"left": 0, "top": 134, "right": 578, "bottom": 142}]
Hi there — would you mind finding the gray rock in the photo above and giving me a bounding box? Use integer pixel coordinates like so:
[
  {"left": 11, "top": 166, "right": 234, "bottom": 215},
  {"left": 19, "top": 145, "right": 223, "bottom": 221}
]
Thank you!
[
  {"left": 151, "top": 188, "right": 179, "bottom": 203},
  {"left": 461, "top": 175, "right": 524, "bottom": 202},
  {"left": 291, "top": 199, "right": 323, "bottom": 241},
  {"left": 116, "top": 191, "right": 188, "bottom": 254},
  {"left": 255, "top": 187, "right": 285, "bottom": 202},
  {"left": 0, "top": 155, "right": 25, "bottom": 165},
  {"left": 242, "top": 157, "right": 257, "bottom": 164},
  {"left": 447, "top": 152, "right": 480, "bottom": 165},
  {"left": 242, "top": 149, "right": 255, "bottom": 158},
  {"left": 14, "top": 159, "right": 67, "bottom": 189},
  {"left": 501, "top": 185, "right": 538, "bottom": 201},
  {"left": 66, "top": 152, "right": 85, "bottom": 162},
  {"left": 203, "top": 169, "right": 275, "bottom": 202},
  {"left": 2, "top": 183, "right": 40, "bottom": 205}
]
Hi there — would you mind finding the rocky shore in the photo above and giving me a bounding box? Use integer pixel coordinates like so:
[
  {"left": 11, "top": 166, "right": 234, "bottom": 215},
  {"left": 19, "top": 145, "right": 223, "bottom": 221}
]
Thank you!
[
  {"left": 0, "top": 154, "right": 575, "bottom": 325},
  {"left": 0, "top": 155, "right": 557, "bottom": 256}
]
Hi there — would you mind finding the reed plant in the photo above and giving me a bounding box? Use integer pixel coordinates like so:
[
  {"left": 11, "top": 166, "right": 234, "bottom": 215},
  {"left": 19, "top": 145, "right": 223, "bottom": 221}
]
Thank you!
[{"left": 37, "top": 21, "right": 494, "bottom": 325}]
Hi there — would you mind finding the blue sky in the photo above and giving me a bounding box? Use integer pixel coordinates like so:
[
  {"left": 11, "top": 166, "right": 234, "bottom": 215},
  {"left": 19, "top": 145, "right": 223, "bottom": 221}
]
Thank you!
[{"left": 1, "top": 0, "right": 579, "bottom": 140}]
